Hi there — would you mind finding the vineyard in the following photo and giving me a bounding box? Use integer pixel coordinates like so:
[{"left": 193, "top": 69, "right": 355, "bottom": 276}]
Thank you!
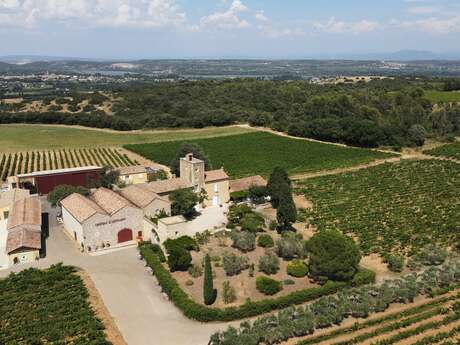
[
  {"left": 297, "top": 160, "right": 460, "bottom": 256},
  {"left": 0, "top": 264, "right": 111, "bottom": 345},
  {"left": 0, "top": 147, "right": 139, "bottom": 181},
  {"left": 425, "top": 142, "right": 460, "bottom": 161},
  {"left": 125, "top": 132, "right": 394, "bottom": 178},
  {"left": 210, "top": 260, "right": 460, "bottom": 345}
]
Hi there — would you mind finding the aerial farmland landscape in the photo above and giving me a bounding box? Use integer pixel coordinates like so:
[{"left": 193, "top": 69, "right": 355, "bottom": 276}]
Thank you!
[{"left": 1, "top": 1, "right": 460, "bottom": 345}]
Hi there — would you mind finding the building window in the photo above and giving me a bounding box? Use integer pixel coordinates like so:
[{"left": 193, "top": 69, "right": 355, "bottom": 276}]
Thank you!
[
  {"left": 3, "top": 211, "right": 9, "bottom": 219},
  {"left": 214, "top": 183, "right": 219, "bottom": 192}
]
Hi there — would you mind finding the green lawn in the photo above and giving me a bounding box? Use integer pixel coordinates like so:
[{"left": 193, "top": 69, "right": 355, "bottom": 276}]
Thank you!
[
  {"left": 125, "top": 132, "right": 394, "bottom": 178},
  {"left": 425, "top": 90, "right": 460, "bottom": 103},
  {"left": 297, "top": 160, "right": 460, "bottom": 256},
  {"left": 424, "top": 142, "right": 460, "bottom": 160},
  {"left": 0, "top": 124, "right": 254, "bottom": 152}
]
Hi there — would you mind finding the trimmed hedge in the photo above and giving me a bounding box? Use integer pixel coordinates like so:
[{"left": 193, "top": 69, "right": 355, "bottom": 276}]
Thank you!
[{"left": 139, "top": 244, "right": 374, "bottom": 322}]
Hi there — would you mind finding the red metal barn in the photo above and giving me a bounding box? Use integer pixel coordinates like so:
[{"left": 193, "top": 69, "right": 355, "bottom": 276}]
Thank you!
[{"left": 17, "top": 167, "right": 103, "bottom": 195}]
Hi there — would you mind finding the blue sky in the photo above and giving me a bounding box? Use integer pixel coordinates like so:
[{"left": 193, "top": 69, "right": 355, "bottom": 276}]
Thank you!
[{"left": 0, "top": 0, "right": 459, "bottom": 59}]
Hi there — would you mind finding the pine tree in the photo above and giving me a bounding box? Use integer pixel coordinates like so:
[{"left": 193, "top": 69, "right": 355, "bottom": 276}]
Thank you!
[{"left": 203, "top": 254, "right": 217, "bottom": 305}]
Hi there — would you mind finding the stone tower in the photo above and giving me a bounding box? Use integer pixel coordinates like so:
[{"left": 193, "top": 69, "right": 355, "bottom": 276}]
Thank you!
[{"left": 179, "top": 153, "right": 205, "bottom": 190}]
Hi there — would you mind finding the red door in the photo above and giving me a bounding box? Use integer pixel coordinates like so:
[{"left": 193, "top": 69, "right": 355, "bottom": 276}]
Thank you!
[{"left": 117, "top": 229, "right": 133, "bottom": 243}]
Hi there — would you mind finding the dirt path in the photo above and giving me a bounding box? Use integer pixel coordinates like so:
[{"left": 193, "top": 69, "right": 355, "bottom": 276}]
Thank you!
[{"left": 77, "top": 270, "right": 128, "bottom": 345}]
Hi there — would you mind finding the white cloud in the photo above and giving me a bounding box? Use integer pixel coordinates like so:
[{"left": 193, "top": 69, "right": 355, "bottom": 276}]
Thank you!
[
  {"left": 0, "top": 0, "right": 185, "bottom": 28},
  {"left": 313, "top": 17, "right": 380, "bottom": 34},
  {"left": 255, "top": 10, "right": 268, "bottom": 22},
  {"left": 408, "top": 6, "right": 438, "bottom": 14},
  {"left": 199, "top": 0, "right": 250, "bottom": 30},
  {"left": 397, "top": 15, "right": 460, "bottom": 33}
]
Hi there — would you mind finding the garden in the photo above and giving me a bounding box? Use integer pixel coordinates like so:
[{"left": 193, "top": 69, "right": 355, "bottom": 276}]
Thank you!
[
  {"left": 0, "top": 264, "right": 111, "bottom": 345},
  {"left": 125, "top": 131, "right": 394, "bottom": 179},
  {"left": 297, "top": 159, "right": 460, "bottom": 256}
]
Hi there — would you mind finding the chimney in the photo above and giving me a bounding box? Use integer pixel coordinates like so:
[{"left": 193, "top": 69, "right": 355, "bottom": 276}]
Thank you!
[{"left": 187, "top": 153, "right": 193, "bottom": 161}]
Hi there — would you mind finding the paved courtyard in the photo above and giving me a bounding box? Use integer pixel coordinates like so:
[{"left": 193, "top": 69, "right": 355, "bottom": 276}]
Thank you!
[{"left": 0, "top": 201, "right": 233, "bottom": 345}]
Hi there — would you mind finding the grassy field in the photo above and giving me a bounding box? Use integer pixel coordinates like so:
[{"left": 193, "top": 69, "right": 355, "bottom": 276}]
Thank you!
[
  {"left": 0, "top": 265, "right": 110, "bottom": 345},
  {"left": 297, "top": 159, "right": 460, "bottom": 256},
  {"left": 425, "top": 141, "right": 460, "bottom": 160},
  {"left": 425, "top": 90, "right": 460, "bottom": 102},
  {"left": 0, "top": 124, "right": 254, "bottom": 152},
  {"left": 0, "top": 147, "right": 137, "bottom": 181},
  {"left": 125, "top": 132, "right": 394, "bottom": 178}
]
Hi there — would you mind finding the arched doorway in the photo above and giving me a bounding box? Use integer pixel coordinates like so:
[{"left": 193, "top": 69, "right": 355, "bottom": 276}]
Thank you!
[{"left": 117, "top": 228, "right": 133, "bottom": 243}]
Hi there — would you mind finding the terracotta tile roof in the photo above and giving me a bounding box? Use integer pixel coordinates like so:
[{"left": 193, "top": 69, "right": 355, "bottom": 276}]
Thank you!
[
  {"left": 205, "top": 169, "right": 229, "bottom": 183},
  {"left": 117, "top": 165, "right": 148, "bottom": 176},
  {"left": 146, "top": 178, "right": 193, "bottom": 194},
  {"left": 0, "top": 189, "right": 30, "bottom": 209},
  {"left": 229, "top": 175, "right": 267, "bottom": 193},
  {"left": 7, "top": 197, "right": 42, "bottom": 230},
  {"left": 119, "top": 185, "right": 167, "bottom": 208},
  {"left": 61, "top": 193, "right": 106, "bottom": 223},
  {"left": 6, "top": 227, "right": 41, "bottom": 254},
  {"left": 90, "top": 187, "right": 132, "bottom": 215}
]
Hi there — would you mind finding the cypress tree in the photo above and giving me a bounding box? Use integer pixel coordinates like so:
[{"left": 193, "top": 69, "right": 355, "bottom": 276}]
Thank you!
[
  {"left": 276, "top": 188, "right": 297, "bottom": 231},
  {"left": 203, "top": 254, "right": 217, "bottom": 305},
  {"left": 267, "top": 167, "right": 291, "bottom": 208}
]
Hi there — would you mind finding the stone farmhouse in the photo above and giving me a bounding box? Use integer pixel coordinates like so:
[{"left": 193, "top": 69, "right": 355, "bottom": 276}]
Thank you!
[{"left": 61, "top": 187, "right": 144, "bottom": 252}]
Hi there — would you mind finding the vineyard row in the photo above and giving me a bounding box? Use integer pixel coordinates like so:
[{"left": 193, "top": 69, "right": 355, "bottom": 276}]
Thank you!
[{"left": 0, "top": 148, "right": 139, "bottom": 181}]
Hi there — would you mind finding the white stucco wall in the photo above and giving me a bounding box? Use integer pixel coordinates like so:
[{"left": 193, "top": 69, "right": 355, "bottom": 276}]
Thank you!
[{"left": 62, "top": 207, "right": 84, "bottom": 247}]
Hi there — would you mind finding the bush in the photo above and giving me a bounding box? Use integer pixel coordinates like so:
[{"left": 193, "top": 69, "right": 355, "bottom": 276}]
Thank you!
[
  {"left": 256, "top": 276, "right": 283, "bottom": 295},
  {"left": 307, "top": 230, "right": 361, "bottom": 282},
  {"left": 416, "top": 244, "right": 448, "bottom": 266},
  {"left": 287, "top": 259, "right": 309, "bottom": 278},
  {"left": 258, "top": 251, "right": 280, "bottom": 275},
  {"left": 167, "top": 246, "right": 192, "bottom": 272},
  {"left": 164, "top": 236, "right": 199, "bottom": 252},
  {"left": 230, "top": 230, "right": 256, "bottom": 252},
  {"left": 227, "top": 204, "right": 253, "bottom": 226},
  {"left": 283, "top": 279, "right": 295, "bottom": 285},
  {"left": 188, "top": 264, "right": 203, "bottom": 278},
  {"left": 241, "top": 212, "right": 265, "bottom": 233},
  {"left": 275, "top": 232, "right": 305, "bottom": 260},
  {"left": 203, "top": 254, "right": 217, "bottom": 305},
  {"left": 230, "top": 190, "right": 249, "bottom": 202},
  {"left": 47, "top": 184, "right": 89, "bottom": 206},
  {"left": 146, "top": 243, "right": 166, "bottom": 263},
  {"left": 248, "top": 185, "right": 268, "bottom": 204},
  {"left": 351, "top": 268, "right": 376, "bottom": 287},
  {"left": 269, "top": 220, "right": 278, "bottom": 231},
  {"left": 222, "top": 281, "right": 237, "bottom": 304},
  {"left": 385, "top": 254, "right": 405, "bottom": 272},
  {"left": 258, "top": 234, "right": 274, "bottom": 248},
  {"left": 222, "top": 252, "right": 249, "bottom": 276}
]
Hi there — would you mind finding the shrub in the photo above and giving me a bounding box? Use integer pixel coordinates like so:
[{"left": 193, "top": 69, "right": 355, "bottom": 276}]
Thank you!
[
  {"left": 230, "top": 190, "right": 249, "bottom": 202},
  {"left": 222, "top": 252, "right": 249, "bottom": 276},
  {"left": 167, "top": 246, "right": 192, "bottom": 272},
  {"left": 222, "top": 281, "right": 237, "bottom": 304},
  {"left": 307, "top": 230, "right": 361, "bottom": 282},
  {"left": 275, "top": 232, "right": 305, "bottom": 260},
  {"left": 350, "top": 268, "right": 376, "bottom": 287},
  {"left": 227, "top": 204, "right": 253, "bottom": 226},
  {"left": 269, "top": 220, "right": 278, "bottom": 231},
  {"left": 203, "top": 254, "right": 217, "bottom": 305},
  {"left": 164, "top": 236, "right": 199, "bottom": 252},
  {"left": 146, "top": 243, "right": 166, "bottom": 263},
  {"left": 256, "top": 276, "right": 283, "bottom": 295},
  {"left": 416, "top": 244, "right": 448, "bottom": 266},
  {"left": 287, "top": 259, "right": 309, "bottom": 278},
  {"left": 47, "top": 184, "right": 89, "bottom": 206},
  {"left": 258, "top": 251, "right": 280, "bottom": 275},
  {"left": 283, "top": 279, "right": 295, "bottom": 285},
  {"left": 230, "top": 230, "right": 256, "bottom": 252},
  {"left": 241, "top": 212, "right": 265, "bottom": 233},
  {"left": 258, "top": 234, "right": 274, "bottom": 248},
  {"left": 248, "top": 185, "right": 268, "bottom": 204},
  {"left": 188, "top": 264, "right": 203, "bottom": 278},
  {"left": 385, "top": 254, "right": 405, "bottom": 272}
]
